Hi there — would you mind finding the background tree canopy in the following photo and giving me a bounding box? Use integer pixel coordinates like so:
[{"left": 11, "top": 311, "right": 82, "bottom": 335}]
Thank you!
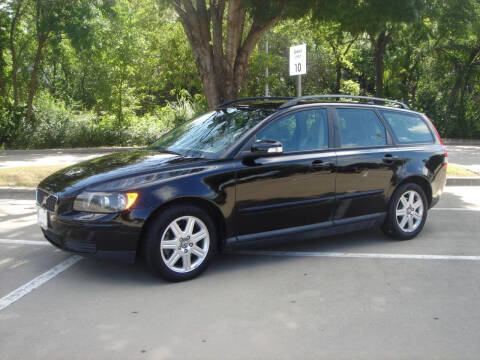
[{"left": 0, "top": 0, "right": 479, "bottom": 149}]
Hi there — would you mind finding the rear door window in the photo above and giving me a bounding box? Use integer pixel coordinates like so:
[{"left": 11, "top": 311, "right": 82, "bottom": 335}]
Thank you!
[
  {"left": 380, "top": 111, "right": 434, "bottom": 144},
  {"left": 336, "top": 109, "right": 387, "bottom": 148}
]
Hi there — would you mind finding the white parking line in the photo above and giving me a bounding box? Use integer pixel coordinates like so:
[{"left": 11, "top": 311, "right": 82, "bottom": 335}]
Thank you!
[
  {"left": 0, "top": 239, "right": 50, "bottom": 246},
  {"left": 431, "top": 208, "right": 480, "bottom": 211},
  {"left": 0, "top": 255, "right": 83, "bottom": 311},
  {"left": 233, "top": 250, "right": 480, "bottom": 261}
]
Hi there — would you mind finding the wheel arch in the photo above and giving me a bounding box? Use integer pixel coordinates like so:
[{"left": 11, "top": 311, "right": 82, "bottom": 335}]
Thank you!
[
  {"left": 394, "top": 175, "right": 433, "bottom": 208},
  {"left": 137, "top": 196, "right": 227, "bottom": 255}
]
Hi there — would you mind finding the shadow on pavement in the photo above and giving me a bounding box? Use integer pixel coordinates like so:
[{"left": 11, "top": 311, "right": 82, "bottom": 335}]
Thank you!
[
  {"left": 2, "top": 186, "right": 478, "bottom": 285},
  {"left": 71, "top": 227, "right": 390, "bottom": 286}
]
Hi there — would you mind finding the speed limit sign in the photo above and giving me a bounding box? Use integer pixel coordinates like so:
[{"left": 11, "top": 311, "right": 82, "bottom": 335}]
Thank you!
[{"left": 289, "top": 44, "right": 306, "bottom": 76}]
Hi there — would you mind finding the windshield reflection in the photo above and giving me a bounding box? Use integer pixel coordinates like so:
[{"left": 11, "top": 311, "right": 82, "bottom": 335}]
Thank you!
[{"left": 148, "top": 108, "right": 274, "bottom": 159}]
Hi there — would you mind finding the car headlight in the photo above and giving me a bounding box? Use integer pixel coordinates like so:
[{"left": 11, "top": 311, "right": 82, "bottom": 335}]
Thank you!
[{"left": 73, "top": 192, "right": 138, "bottom": 213}]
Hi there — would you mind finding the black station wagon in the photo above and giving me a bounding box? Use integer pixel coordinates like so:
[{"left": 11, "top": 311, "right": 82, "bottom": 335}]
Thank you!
[{"left": 37, "top": 95, "right": 447, "bottom": 281}]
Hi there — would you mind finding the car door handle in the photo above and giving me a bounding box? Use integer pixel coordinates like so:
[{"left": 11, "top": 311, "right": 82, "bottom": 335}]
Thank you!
[
  {"left": 382, "top": 154, "right": 398, "bottom": 163},
  {"left": 311, "top": 160, "right": 333, "bottom": 169}
]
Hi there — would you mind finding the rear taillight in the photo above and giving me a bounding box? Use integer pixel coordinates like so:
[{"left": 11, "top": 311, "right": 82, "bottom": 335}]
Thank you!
[
  {"left": 425, "top": 115, "right": 447, "bottom": 168},
  {"left": 443, "top": 146, "right": 448, "bottom": 168}
]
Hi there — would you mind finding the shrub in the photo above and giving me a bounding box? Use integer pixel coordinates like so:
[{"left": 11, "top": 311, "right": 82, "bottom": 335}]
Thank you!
[
  {"left": 0, "top": 101, "right": 26, "bottom": 148},
  {"left": 3, "top": 91, "right": 207, "bottom": 149}
]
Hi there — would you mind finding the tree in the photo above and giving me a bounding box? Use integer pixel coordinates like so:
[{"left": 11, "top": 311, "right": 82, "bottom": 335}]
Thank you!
[
  {"left": 23, "top": 0, "right": 95, "bottom": 122},
  {"left": 434, "top": 0, "right": 480, "bottom": 128},
  {"left": 312, "top": 22, "right": 358, "bottom": 93},
  {"left": 167, "top": 0, "right": 310, "bottom": 108},
  {"left": 0, "top": 4, "right": 9, "bottom": 100},
  {"left": 313, "top": 0, "right": 425, "bottom": 97},
  {"left": 2, "top": 0, "right": 480, "bottom": 146},
  {"left": 382, "top": 22, "right": 430, "bottom": 105},
  {"left": 7, "top": 0, "right": 24, "bottom": 107}
]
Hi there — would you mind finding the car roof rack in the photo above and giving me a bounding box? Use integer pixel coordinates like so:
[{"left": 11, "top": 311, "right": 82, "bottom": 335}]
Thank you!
[
  {"left": 217, "top": 97, "right": 294, "bottom": 109},
  {"left": 278, "top": 94, "right": 409, "bottom": 110}
]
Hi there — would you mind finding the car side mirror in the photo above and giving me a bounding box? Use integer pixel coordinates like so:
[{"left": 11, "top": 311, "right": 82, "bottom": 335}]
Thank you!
[{"left": 251, "top": 140, "right": 283, "bottom": 156}]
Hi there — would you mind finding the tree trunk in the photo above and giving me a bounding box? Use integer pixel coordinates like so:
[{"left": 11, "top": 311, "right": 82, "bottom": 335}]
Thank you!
[
  {"left": 446, "top": 47, "right": 480, "bottom": 120},
  {"left": 370, "top": 30, "right": 392, "bottom": 98},
  {"left": 172, "top": 0, "right": 282, "bottom": 109},
  {"left": 0, "top": 74, "right": 6, "bottom": 99},
  {"left": 26, "top": 33, "right": 48, "bottom": 123},
  {"left": 81, "top": 68, "right": 87, "bottom": 105},
  {"left": 446, "top": 70, "right": 463, "bottom": 120},
  {"left": 9, "top": 0, "right": 24, "bottom": 107},
  {"left": 373, "top": 47, "right": 384, "bottom": 98},
  {"left": 328, "top": 34, "right": 357, "bottom": 94},
  {"left": 334, "top": 61, "right": 342, "bottom": 93},
  {"left": 455, "top": 46, "right": 480, "bottom": 131},
  {"left": 400, "top": 48, "right": 413, "bottom": 104}
]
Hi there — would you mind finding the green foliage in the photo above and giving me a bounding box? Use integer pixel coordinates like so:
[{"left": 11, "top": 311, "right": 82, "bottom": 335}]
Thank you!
[
  {"left": 0, "top": 0, "right": 479, "bottom": 148},
  {"left": 340, "top": 79, "right": 361, "bottom": 96},
  {"left": 313, "top": 0, "right": 425, "bottom": 35},
  {"left": 0, "top": 6, "right": 8, "bottom": 96},
  {"left": 244, "top": 18, "right": 366, "bottom": 97},
  {"left": 3, "top": 90, "right": 206, "bottom": 149},
  {"left": 0, "top": 101, "right": 26, "bottom": 146}
]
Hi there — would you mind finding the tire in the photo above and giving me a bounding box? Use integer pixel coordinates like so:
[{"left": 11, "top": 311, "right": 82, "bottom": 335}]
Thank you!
[
  {"left": 382, "top": 183, "right": 428, "bottom": 240},
  {"left": 143, "top": 204, "right": 217, "bottom": 282}
]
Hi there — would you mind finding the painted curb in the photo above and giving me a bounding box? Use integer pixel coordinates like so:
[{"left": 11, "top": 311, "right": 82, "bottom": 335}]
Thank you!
[
  {"left": 444, "top": 139, "right": 480, "bottom": 146},
  {"left": 0, "top": 187, "right": 35, "bottom": 198},
  {"left": 446, "top": 177, "right": 480, "bottom": 186}
]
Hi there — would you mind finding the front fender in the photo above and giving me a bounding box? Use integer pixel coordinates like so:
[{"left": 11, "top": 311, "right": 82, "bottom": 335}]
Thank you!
[{"left": 130, "top": 161, "right": 239, "bottom": 237}]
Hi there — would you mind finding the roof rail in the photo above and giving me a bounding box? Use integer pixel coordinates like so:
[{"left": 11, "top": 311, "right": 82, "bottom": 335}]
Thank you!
[
  {"left": 217, "top": 97, "right": 294, "bottom": 109},
  {"left": 278, "top": 94, "right": 409, "bottom": 110}
]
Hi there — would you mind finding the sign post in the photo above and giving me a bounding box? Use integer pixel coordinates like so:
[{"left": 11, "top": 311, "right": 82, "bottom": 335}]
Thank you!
[
  {"left": 265, "top": 35, "right": 269, "bottom": 97},
  {"left": 289, "top": 44, "right": 306, "bottom": 97}
]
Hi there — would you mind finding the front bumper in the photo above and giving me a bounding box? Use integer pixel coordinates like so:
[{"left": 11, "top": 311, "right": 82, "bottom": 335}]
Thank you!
[{"left": 41, "top": 208, "right": 149, "bottom": 263}]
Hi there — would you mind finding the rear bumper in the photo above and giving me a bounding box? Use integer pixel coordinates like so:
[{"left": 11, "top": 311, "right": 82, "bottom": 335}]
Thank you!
[{"left": 430, "top": 166, "right": 447, "bottom": 209}]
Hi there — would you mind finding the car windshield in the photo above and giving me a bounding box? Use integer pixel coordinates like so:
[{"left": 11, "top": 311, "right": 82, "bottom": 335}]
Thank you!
[{"left": 148, "top": 108, "right": 273, "bottom": 158}]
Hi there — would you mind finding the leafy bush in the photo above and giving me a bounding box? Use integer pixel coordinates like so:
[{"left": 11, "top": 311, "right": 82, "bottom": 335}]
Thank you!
[
  {"left": 0, "top": 101, "right": 26, "bottom": 148},
  {"left": 340, "top": 80, "right": 361, "bottom": 96},
  {"left": 3, "top": 91, "right": 207, "bottom": 149}
]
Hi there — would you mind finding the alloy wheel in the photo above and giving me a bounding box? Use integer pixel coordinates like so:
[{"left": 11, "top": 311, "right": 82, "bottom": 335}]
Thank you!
[
  {"left": 395, "top": 190, "right": 424, "bottom": 233},
  {"left": 160, "top": 216, "right": 210, "bottom": 273}
]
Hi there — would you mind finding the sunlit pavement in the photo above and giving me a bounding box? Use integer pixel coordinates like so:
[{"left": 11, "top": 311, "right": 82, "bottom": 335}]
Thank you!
[
  {"left": 0, "top": 148, "right": 137, "bottom": 169},
  {"left": 0, "top": 153, "right": 105, "bottom": 169},
  {"left": 0, "top": 145, "right": 479, "bottom": 172},
  {"left": 446, "top": 145, "right": 480, "bottom": 174},
  {"left": 0, "top": 187, "right": 480, "bottom": 359}
]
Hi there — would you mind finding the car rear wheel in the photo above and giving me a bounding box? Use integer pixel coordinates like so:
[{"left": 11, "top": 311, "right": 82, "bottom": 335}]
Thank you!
[
  {"left": 382, "top": 183, "right": 428, "bottom": 240},
  {"left": 143, "top": 204, "right": 216, "bottom": 281}
]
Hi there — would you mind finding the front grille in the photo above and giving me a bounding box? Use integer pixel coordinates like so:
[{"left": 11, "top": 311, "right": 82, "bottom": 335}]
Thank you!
[
  {"left": 36, "top": 188, "right": 48, "bottom": 205},
  {"left": 36, "top": 188, "right": 58, "bottom": 212}
]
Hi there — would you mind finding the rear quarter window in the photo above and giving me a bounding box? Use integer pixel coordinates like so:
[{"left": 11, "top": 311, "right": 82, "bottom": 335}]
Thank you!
[{"left": 381, "top": 111, "right": 434, "bottom": 144}]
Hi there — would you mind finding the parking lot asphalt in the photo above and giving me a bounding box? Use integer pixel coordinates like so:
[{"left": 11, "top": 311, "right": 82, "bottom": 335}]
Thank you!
[
  {"left": 1, "top": 187, "right": 480, "bottom": 359},
  {"left": 0, "top": 152, "right": 105, "bottom": 169},
  {"left": 447, "top": 145, "right": 480, "bottom": 174},
  {"left": 1, "top": 145, "right": 479, "bottom": 173}
]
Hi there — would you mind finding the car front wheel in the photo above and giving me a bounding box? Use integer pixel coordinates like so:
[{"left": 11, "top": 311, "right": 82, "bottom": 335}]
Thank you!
[{"left": 143, "top": 204, "right": 216, "bottom": 281}]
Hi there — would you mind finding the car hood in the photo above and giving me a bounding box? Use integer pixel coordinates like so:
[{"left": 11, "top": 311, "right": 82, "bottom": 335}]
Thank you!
[{"left": 38, "top": 150, "right": 208, "bottom": 194}]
